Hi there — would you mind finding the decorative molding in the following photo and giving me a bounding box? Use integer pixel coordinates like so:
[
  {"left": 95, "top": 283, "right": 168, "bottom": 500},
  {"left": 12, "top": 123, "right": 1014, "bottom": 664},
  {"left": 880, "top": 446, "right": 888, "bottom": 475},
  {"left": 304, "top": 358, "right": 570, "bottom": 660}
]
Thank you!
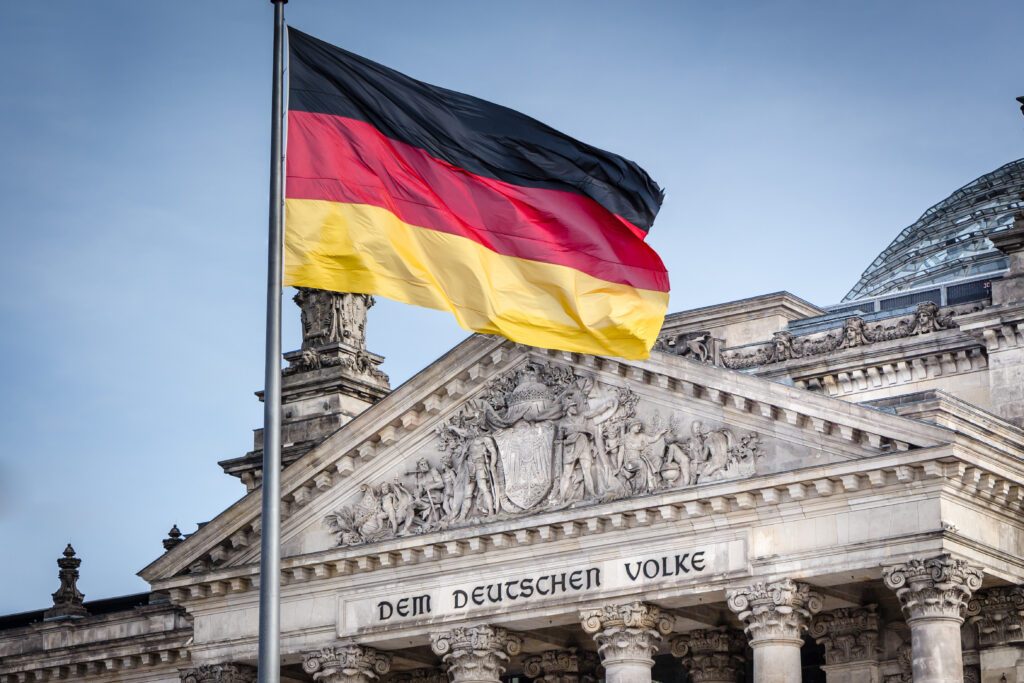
[
  {"left": 808, "top": 605, "right": 881, "bottom": 665},
  {"left": 430, "top": 625, "right": 522, "bottom": 683},
  {"left": 722, "top": 302, "right": 974, "bottom": 370},
  {"left": 323, "top": 361, "right": 764, "bottom": 547},
  {"left": 302, "top": 645, "right": 392, "bottom": 683},
  {"left": 966, "top": 586, "right": 1024, "bottom": 647},
  {"left": 882, "top": 554, "right": 984, "bottom": 622},
  {"left": 579, "top": 601, "right": 674, "bottom": 665},
  {"left": 726, "top": 579, "right": 823, "bottom": 645},
  {"left": 181, "top": 664, "right": 257, "bottom": 683},
  {"left": 670, "top": 627, "right": 746, "bottom": 683}
]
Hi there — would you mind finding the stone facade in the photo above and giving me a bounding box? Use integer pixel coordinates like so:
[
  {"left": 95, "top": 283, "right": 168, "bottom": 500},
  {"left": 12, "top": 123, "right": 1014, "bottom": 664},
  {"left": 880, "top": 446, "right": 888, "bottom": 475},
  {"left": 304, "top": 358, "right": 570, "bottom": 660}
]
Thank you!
[{"left": 3, "top": 165, "right": 1024, "bottom": 683}]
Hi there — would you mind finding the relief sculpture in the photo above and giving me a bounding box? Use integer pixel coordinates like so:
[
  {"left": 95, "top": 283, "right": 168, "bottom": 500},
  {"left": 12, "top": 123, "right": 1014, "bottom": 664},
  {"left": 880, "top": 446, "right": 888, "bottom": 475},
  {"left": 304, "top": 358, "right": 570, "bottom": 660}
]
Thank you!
[
  {"left": 325, "top": 362, "right": 765, "bottom": 547},
  {"left": 721, "top": 302, "right": 963, "bottom": 369}
]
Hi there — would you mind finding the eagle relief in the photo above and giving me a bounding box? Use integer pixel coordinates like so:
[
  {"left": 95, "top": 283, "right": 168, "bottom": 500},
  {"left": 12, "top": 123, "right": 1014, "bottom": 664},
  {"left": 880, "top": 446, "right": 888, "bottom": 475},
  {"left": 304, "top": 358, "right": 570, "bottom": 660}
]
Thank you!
[{"left": 324, "top": 362, "right": 765, "bottom": 547}]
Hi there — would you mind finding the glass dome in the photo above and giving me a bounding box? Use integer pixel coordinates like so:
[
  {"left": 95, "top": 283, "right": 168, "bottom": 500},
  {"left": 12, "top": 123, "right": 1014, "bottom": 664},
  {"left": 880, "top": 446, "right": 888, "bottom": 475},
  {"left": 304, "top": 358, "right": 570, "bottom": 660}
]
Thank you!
[{"left": 842, "top": 158, "right": 1024, "bottom": 302}]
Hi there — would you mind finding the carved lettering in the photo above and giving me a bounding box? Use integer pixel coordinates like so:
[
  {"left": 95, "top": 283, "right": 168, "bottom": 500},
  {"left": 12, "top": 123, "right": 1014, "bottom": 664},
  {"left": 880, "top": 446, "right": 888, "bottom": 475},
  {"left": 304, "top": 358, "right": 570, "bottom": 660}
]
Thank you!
[{"left": 377, "top": 594, "right": 431, "bottom": 621}]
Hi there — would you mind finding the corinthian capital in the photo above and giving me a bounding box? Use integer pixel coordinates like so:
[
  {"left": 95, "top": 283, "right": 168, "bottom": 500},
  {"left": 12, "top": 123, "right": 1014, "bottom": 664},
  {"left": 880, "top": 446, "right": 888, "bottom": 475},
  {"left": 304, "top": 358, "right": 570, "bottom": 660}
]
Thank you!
[
  {"left": 726, "top": 579, "right": 823, "bottom": 645},
  {"left": 579, "top": 601, "right": 674, "bottom": 666},
  {"left": 302, "top": 645, "right": 392, "bottom": 683},
  {"left": 966, "top": 586, "right": 1024, "bottom": 647},
  {"left": 669, "top": 627, "right": 746, "bottom": 683},
  {"left": 882, "top": 554, "right": 984, "bottom": 623},
  {"left": 180, "top": 665, "right": 257, "bottom": 683},
  {"left": 808, "top": 605, "right": 881, "bottom": 665},
  {"left": 431, "top": 625, "right": 522, "bottom": 683}
]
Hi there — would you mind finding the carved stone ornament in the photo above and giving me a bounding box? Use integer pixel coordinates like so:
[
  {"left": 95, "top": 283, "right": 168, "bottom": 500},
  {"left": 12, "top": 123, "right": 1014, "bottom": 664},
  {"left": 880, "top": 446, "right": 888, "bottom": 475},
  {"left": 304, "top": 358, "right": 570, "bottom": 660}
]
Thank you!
[
  {"left": 808, "top": 605, "right": 881, "bottom": 666},
  {"left": 44, "top": 544, "right": 87, "bottom": 620},
  {"left": 580, "top": 601, "right": 674, "bottom": 665},
  {"left": 324, "top": 361, "right": 765, "bottom": 547},
  {"left": 522, "top": 648, "right": 600, "bottom": 683},
  {"left": 966, "top": 586, "right": 1024, "bottom": 647},
  {"left": 669, "top": 627, "right": 746, "bottom": 683},
  {"left": 302, "top": 645, "right": 393, "bottom": 683},
  {"left": 285, "top": 288, "right": 388, "bottom": 383},
  {"left": 722, "top": 301, "right": 967, "bottom": 369},
  {"left": 430, "top": 625, "right": 522, "bottom": 683},
  {"left": 726, "top": 579, "right": 824, "bottom": 645},
  {"left": 882, "top": 554, "right": 984, "bottom": 622},
  {"left": 654, "top": 330, "right": 721, "bottom": 365},
  {"left": 386, "top": 668, "right": 446, "bottom": 683},
  {"left": 180, "top": 665, "right": 257, "bottom": 683}
]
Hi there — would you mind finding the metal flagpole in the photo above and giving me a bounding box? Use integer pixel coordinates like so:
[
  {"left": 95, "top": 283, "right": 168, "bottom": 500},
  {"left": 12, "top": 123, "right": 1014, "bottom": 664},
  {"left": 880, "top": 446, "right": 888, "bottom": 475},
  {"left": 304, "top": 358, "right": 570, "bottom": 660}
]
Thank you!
[{"left": 259, "top": 1, "right": 287, "bottom": 682}]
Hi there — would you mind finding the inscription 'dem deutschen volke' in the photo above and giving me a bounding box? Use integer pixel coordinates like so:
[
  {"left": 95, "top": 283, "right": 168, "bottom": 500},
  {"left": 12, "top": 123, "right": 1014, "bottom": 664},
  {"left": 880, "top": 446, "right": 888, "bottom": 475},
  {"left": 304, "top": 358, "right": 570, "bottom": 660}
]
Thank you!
[{"left": 376, "top": 549, "right": 707, "bottom": 621}]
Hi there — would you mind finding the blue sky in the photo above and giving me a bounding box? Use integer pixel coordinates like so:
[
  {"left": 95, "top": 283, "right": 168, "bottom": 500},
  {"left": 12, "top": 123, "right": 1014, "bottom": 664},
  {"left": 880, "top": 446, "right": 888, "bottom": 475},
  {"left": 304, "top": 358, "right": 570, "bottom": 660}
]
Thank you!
[{"left": 0, "top": 1, "right": 1021, "bottom": 614}]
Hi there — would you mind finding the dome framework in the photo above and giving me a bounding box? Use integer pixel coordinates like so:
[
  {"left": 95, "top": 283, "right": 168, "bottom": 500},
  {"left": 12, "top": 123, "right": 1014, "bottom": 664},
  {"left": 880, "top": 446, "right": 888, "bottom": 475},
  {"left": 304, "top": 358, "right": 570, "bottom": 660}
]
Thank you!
[{"left": 843, "top": 158, "right": 1024, "bottom": 303}]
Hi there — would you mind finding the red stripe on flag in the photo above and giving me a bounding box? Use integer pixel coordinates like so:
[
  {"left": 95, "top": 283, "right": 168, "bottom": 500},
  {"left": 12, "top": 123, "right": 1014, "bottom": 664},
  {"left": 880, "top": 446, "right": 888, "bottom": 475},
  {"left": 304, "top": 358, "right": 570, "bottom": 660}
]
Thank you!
[{"left": 286, "top": 111, "right": 669, "bottom": 293}]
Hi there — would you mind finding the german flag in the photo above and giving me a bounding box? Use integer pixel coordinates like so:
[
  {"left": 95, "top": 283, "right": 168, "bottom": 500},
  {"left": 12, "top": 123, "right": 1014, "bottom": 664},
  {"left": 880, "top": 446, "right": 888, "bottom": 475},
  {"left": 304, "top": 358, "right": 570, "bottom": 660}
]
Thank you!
[{"left": 284, "top": 28, "right": 669, "bottom": 359}]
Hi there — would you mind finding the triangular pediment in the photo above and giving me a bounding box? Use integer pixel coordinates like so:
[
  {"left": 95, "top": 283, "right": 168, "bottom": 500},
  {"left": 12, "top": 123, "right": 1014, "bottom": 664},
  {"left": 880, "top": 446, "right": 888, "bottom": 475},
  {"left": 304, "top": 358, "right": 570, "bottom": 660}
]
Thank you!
[{"left": 141, "top": 334, "right": 955, "bottom": 585}]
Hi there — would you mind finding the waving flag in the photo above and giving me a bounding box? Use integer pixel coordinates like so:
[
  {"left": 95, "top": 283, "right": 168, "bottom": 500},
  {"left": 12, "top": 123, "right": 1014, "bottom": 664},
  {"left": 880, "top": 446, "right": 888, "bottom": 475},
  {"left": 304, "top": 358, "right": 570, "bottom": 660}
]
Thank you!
[{"left": 284, "top": 28, "right": 669, "bottom": 359}]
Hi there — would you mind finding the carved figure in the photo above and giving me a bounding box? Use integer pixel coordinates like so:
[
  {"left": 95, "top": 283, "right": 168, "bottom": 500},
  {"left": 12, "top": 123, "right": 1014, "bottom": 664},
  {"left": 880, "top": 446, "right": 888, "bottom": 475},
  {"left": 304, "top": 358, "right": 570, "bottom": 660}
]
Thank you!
[
  {"left": 324, "top": 362, "right": 766, "bottom": 548},
  {"left": 457, "top": 434, "right": 500, "bottom": 519},
  {"left": 911, "top": 302, "right": 952, "bottom": 334},
  {"left": 689, "top": 421, "right": 733, "bottom": 481},
  {"left": 618, "top": 421, "right": 667, "bottom": 494},
  {"left": 840, "top": 317, "right": 869, "bottom": 348},
  {"left": 556, "top": 380, "right": 625, "bottom": 503},
  {"left": 439, "top": 454, "right": 458, "bottom": 518},
  {"left": 410, "top": 458, "right": 444, "bottom": 525},
  {"left": 656, "top": 331, "right": 717, "bottom": 363}
]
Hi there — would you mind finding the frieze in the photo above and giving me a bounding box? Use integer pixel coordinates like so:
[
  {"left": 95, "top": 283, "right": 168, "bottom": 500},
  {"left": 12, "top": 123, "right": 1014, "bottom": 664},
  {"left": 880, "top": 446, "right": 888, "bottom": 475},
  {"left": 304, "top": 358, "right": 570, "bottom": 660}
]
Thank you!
[
  {"left": 720, "top": 302, "right": 970, "bottom": 370},
  {"left": 323, "top": 361, "right": 765, "bottom": 547}
]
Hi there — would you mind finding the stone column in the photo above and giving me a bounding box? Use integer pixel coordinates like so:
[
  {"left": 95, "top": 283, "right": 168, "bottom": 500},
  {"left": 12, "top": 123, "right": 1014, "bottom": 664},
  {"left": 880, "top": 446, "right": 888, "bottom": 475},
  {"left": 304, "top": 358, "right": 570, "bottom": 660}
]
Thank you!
[
  {"left": 180, "top": 665, "right": 257, "bottom": 683},
  {"left": 430, "top": 625, "right": 522, "bottom": 683},
  {"left": 669, "top": 627, "right": 746, "bottom": 683},
  {"left": 302, "top": 645, "right": 392, "bottom": 683},
  {"left": 967, "top": 586, "right": 1024, "bottom": 683},
  {"left": 727, "top": 579, "right": 823, "bottom": 683},
  {"left": 522, "top": 648, "right": 600, "bottom": 683},
  {"left": 579, "top": 601, "right": 674, "bottom": 683},
  {"left": 883, "top": 554, "right": 984, "bottom": 683},
  {"left": 809, "top": 605, "right": 882, "bottom": 683}
]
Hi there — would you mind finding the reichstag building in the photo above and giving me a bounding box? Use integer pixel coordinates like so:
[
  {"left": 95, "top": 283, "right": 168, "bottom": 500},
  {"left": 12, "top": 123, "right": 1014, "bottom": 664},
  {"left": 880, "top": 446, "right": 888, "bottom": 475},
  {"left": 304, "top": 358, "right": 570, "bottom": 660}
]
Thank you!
[{"left": 2, "top": 159, "right": 1023, "bottom": 683}]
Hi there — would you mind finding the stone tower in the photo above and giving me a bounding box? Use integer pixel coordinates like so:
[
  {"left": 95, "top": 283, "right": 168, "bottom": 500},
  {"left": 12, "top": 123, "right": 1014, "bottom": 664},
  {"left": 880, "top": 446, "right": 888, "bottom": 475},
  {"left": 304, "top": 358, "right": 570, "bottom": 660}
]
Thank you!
[{"left": 219, "top": 289, "right": 390, "bottom": 490}]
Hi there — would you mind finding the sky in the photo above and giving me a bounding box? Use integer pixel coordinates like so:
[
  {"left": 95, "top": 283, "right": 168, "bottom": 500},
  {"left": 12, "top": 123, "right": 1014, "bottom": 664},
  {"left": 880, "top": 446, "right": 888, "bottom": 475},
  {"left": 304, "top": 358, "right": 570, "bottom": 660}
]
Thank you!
[{"left": 0, "top": 0, "right": 1021, "bottom": 615}]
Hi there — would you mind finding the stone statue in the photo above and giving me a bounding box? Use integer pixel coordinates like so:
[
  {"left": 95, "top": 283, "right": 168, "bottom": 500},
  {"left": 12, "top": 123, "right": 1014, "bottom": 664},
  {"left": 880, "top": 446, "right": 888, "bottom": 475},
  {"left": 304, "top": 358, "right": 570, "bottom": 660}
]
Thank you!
[
  {"left": 456, "top": 434, "right": 500, "bottom": 519},
  {"left": 617, "top": 421, "right": 667, "bottom": 494},
  {"left": 409, "top": 458, "right": 445, "bottom": 525}
]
